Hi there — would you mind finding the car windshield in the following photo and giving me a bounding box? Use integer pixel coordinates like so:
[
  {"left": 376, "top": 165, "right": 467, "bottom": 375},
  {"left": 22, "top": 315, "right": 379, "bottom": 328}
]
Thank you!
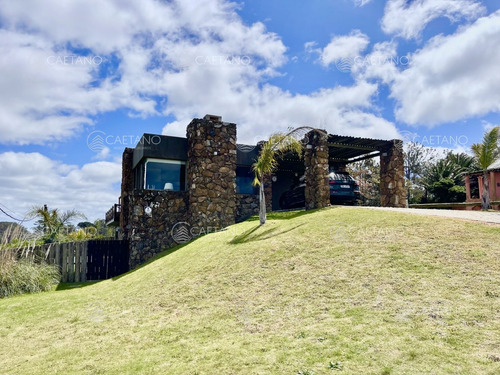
[{"left": 329, "top": 172, "right": 354, "bottom": 182}]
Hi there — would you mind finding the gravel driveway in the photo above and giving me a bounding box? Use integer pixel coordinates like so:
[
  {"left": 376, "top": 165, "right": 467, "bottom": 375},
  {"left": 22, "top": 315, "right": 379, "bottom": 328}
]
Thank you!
[{"left": 350, "top": 206, "right": 500, "bottom": 225}]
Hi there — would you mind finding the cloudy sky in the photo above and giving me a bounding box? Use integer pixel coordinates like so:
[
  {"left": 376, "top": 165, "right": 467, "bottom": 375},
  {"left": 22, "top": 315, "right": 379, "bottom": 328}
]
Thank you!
[{"left": 1, "top": 0, "right": 500, "bottom": 225}]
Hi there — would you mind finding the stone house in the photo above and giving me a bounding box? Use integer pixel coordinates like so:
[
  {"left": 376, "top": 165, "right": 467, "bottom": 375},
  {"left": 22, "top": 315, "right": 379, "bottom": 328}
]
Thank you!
[{"left": 106, "top": 115, "right": 405, "bottom": 269}]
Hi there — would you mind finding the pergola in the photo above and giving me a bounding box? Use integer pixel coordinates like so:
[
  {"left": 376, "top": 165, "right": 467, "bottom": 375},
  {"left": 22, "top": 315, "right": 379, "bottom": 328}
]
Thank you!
[
  {"left": 327, "top": 134, "right": 394, "bottom": 163},
  {"left": 273, "top": 131, "right": 406, "bottom": 209}
]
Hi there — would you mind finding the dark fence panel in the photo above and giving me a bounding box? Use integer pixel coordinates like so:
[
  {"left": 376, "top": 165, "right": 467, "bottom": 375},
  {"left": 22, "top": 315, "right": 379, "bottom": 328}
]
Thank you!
[
  {"left": 27, "top": 240, "right": 129, "bottom": 282},
  {"left": 86, "top": 240, "right": 129, "bottom": 281}
]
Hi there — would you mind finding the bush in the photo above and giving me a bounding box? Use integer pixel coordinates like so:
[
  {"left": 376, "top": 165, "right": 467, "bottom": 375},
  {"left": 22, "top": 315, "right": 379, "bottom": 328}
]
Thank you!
[
  {"left": 428, "top": 178, "right": 466, "bottom": 203},
  {"left": 0, "top": 256, "right": 60, "bottom": 298},
  {"left": 0, "top": 224, "right": 60, "bottom": 298}
]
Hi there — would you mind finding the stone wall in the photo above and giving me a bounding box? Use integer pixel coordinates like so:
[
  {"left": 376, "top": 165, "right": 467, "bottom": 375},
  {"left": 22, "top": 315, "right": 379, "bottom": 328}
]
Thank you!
[
  {"left": 380, "top": 140, "right": 406, "bottom": 208},
  {"left": 304, "top": 130, "right": 330, "bottom": 210},
  {"left": 120, "top": 148, "right": 134, "bottom": 240},
  {"left": 236, "top": 194, "right": 259, "bottom": 222},
  {"left": 186, "top": 117, "right": 237, "bottom": 229},
  {"left": 127, "top": 190, "right": 188, "bottom": 269}
]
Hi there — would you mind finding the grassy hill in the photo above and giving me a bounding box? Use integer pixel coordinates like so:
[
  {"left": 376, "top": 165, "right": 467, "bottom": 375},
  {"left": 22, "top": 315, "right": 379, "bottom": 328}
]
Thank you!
[{"left": 1, "top": 207, "right": 500, "bottom": 374}]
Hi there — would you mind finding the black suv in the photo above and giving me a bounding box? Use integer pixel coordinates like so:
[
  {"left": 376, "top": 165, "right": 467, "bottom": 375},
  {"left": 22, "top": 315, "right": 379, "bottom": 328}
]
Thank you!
[{"left": 279, "top": 171, "right": 360, "bottom": 209}]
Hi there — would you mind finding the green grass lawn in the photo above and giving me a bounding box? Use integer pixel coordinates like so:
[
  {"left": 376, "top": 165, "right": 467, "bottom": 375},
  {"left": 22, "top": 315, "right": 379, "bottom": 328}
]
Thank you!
[{"left": 1, "top": 207, "right": 500, "bottom": 374}]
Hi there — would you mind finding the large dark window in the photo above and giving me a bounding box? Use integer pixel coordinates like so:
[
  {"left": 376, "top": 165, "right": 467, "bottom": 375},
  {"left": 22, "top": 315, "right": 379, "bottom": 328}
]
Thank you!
[
  {"left": 144, "top": 159, "right": 186, "bottom": 191},
  {"left": 236, "top": 166, "right": 257, "bottom": 194}
]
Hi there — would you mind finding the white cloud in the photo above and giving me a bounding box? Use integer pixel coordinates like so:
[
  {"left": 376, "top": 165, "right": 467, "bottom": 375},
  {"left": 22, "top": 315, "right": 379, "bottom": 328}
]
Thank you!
[
  {"left": 353, "top": 0, "right": 373, "bottom": 6},
  {"left": 319, "top": 30, "right": 370, "bottom": 67},
  {"left": 391, "top": 10, "right": 500, "bottom": 125},
  {"left": 0, "top": 0, "right": 400, "bottom": 148},
  {"left": 0, "top": 0, "right": 287, "bottom": 145},
  {"left": 481, "top": 121, "right": 499, "bottom": 132},
  {"left": 352, "top": 41, "right": 402, "bottom": 84},
  {"left": 382, "top": 0, "right": 486, "bottom": 39},
  {"left": 163, "top": 80, "right": 400, "bottom": 144},
  {"left": 0, "top": 152, "right": 121, "bottom": 224}
]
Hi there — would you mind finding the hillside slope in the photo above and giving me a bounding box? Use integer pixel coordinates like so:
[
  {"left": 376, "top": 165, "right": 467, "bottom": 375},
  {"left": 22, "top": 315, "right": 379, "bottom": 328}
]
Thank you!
[{"left": 1, "top": 207, "right": 500, "bottom": 374}]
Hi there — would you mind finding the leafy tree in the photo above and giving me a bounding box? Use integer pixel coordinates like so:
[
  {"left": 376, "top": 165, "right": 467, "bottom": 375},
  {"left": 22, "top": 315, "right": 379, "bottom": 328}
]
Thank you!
[
  {"left": 252, "top": 130, "right": 305, "bottom": 225},
  {"left": 93, "top": 219, "right": 112, "bottom": 237},
  {"left": 471, "top": 126, "right": 500, "bottom": 210},
  {"left": 347, "top": 158, "right": 380, "bottom": 206},
  {"left": 428, "top": 178, "right": 466, "bottom": 203},
  {"left": 446, "top": 152, "right": 479, "bottom": 171},
  {"left": 403, "top": 142, "right": 440, "bottom": 203},
  {"left": 69, "top": 219, "right": 112, "bottom": 240},
  {"left": 422, "top": 152, "right": 479, "bottom": 203},
  {"left": 77, "top": 221, "right": 94, "bottom": 229},
  {"left": 29, "top": 205, "right": 86, "bottom": 243},
  {"left": 404, "top": 142, "right": 439, "bottom": 182}
]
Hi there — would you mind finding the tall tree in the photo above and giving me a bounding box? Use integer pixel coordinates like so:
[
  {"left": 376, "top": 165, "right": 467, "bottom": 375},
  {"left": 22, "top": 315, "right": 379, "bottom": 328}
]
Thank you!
[
  {"left": 404, "top": 142, "right": 439, "bottom": 183},
  {"left": 347, "top": 158, "right": 380, "bottom": 206},
  {"left": 252, "top": 130, "right": 305, "bottom": 225},
  {"left": 29, "top": 205, "right": 86, "bottom": 243},
  {"left": 471, "top": 127, "right": 500, "bottom": 210},
  {"left": 403, "top": 142, "right": 439, "bottom": 203}
]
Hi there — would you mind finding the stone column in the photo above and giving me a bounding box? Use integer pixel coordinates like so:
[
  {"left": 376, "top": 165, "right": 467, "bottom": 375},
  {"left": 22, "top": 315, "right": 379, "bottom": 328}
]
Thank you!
[
  {"left": 304, "top": 130, "right": 330, "bottom": 210},
  {"left": 120, "top": 147, "right": 134, "bottom": 239},
  {"left": 186, "top": 116, "right": 237, "bottom": 230},
  {"left": 380, "top": 140, "right": 406, "bottom": 207}
]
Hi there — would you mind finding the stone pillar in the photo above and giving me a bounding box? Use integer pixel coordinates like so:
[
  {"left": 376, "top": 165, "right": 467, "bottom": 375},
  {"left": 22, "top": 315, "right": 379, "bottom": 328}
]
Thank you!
[
  {"left": 380, "top": 140, "right": 406, "bottom": 207},
  {"left": 186, "top": 116, "right": 237, "bottom": 230},
  {"left": 304, "top": 130, "right": 330, "bottom": 210},
  {"left": 120, "top": 147, "right": 134, "bottom": 239}
]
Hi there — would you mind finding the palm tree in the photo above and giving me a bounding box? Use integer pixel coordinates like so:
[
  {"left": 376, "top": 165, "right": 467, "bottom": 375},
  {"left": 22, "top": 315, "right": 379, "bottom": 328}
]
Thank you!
[
  {"left": 252, "top": 129, "right": 306, "bottom": 225},
  {"left": 422, "top": 152, "right": 477, "bottom": 189},
  {"left": 29, "top": 205, "right": 86, "bottom": 243},
  {"left": 471, "top": 127, "right": 500, "bottom": 210}
]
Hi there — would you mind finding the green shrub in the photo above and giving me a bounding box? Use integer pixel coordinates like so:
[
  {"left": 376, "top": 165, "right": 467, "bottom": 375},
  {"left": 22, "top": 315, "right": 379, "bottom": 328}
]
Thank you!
[
  {"left": 0, "top": 223, "right": 60, "bottom": 298},
  {"left": 0, "top": 258, "right": 60, "bottom": 298}
]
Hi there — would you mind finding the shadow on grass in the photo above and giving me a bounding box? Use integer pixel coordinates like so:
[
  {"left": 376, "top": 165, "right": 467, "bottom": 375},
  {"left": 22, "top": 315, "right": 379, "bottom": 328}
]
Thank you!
[
  {"left": 245, "top": 207, "right": 324, "bottom": 222},
  {"left": 55, "top": 209, "right": 326, "bottom": 291},
  {"left": 56, "top": 281, "right": 101, "bottom": 291},
  {"left": 229, "top": 222, "right": 305, "bottom": 244}
]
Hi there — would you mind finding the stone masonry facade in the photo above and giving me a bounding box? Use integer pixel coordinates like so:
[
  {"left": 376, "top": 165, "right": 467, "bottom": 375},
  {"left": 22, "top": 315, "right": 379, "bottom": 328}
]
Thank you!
[
  {"left": 304, "top": 130, "right": 330, "bottom": 209},
  {"left": 380, "top": 140, "right": 406, "bottom": 208},
  {"left": 236, "top": 194, "right": 259, "bottom": 223},
  {"left": 127, "top": 190, "right": 188, "bottom": 267},
  {"left": 186, "top": 118, "right": 237, "bottom": 229},
  {"left": 118, "top": 116, "right": 405, "bottom": 269}
]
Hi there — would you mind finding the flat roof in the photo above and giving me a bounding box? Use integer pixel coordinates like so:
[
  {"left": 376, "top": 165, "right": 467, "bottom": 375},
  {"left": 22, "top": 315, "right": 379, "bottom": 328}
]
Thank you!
[
  {"left": 327, "top": 134, "right": 395, "bottom": 162},
  {"left": 132, "top": 132, "right": 398, "bottom": 169}
]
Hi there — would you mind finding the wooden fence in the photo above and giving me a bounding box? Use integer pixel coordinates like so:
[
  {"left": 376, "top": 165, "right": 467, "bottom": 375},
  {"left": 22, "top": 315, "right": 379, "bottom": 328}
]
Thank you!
[{"left": 28, "top": 240, "right": 129, "bottom": 283}]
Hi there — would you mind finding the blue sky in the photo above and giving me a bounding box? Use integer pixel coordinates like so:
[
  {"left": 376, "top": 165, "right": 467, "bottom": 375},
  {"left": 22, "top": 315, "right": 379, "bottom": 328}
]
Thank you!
[{"left": 1, "top": 0, "right": 500, "bottom": 225}]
